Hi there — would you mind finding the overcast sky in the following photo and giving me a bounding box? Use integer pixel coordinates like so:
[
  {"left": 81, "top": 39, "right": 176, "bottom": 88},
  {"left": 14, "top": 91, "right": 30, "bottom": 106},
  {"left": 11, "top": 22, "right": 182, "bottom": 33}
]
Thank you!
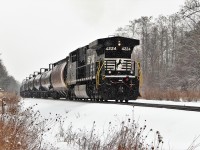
[{"left": 0, "top": 0, "right": 185, "bottom": 82}]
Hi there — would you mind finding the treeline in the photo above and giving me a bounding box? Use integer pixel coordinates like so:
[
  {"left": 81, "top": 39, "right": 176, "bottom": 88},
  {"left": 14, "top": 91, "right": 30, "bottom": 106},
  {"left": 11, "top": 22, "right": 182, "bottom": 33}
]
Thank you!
[
  {"left": 115, "top": 0, "right": 200, "bottom": 99},
  {"left": 0, "top": 56, "right": 19, "bottom": 93}
]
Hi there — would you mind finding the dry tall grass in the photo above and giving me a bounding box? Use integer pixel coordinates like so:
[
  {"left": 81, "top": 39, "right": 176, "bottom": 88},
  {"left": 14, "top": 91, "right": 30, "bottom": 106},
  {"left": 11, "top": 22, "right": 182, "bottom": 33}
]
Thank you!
[
  {"left": 56, "top": 118, "right": 164, "bottom": 150},
  {"left": 0, "top": 92, "right": 56, "bottom": 150},
  {"left": 142, "top": 89, "right": 200, "bottom": 101}
]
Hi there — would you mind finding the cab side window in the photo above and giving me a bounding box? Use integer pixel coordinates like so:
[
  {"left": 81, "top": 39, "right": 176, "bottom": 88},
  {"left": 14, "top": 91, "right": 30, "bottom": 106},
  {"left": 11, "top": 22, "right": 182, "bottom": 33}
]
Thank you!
[{"left": 70, "top": 51, "right": 77, "bottom": 62}]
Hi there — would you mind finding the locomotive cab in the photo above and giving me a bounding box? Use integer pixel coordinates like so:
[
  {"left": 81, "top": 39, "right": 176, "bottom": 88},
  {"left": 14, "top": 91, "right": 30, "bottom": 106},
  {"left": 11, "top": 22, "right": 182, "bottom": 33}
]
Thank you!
[{"left": 89, "top": 36, "right": 140, "bottom": 101}]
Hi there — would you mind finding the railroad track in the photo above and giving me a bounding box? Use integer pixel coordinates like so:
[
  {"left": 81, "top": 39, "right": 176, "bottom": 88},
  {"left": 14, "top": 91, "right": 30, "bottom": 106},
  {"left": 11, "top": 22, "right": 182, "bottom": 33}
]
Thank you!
[
  {"left": 127, "top": 101, "right": 200, "bottom": 112},
  {"left": 68, "top": 99, "right": 200, "bottom": 112},
  {"left": 25, "top": 98, "right": 200, "bottom": 112}
]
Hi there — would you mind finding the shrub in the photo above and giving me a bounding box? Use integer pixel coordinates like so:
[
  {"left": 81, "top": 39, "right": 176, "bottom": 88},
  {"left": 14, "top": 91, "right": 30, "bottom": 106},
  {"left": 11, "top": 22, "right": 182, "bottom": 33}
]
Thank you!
[
  {"left": 142, "top": 89, "right": 200, "bottom": 101},
  {"left": 0, "top": 92, "right": 56, "bottom": 150},
  {"left": 57, "top": 118, "right": 164, "bottom": 150}
]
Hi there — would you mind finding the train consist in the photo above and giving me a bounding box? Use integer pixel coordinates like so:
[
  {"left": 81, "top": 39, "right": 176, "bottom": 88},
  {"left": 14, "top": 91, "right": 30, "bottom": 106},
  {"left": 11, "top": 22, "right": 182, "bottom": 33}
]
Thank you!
[{"left": 20, "top": 36, "right": 141, "bottom": 102}]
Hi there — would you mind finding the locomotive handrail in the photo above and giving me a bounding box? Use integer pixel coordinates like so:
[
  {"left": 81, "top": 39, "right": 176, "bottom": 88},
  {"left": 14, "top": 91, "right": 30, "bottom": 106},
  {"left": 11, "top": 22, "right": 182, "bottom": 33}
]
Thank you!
[
  {"left": 136, "top": 61, "right": 143, "bottom": 88},
  {"left": 96, "top": 61, "right": 105, "bottom": 89}
]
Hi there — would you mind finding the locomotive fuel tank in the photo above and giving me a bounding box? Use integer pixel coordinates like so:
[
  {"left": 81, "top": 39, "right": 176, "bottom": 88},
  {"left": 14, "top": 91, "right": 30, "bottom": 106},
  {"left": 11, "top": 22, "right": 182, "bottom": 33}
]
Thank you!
[
  {"left": 51, "top": 61, "right": 67, "bottom": 91},
  {"left": 74, "top": 85, "right": 89, "bottom": 98},
  {"left": 40, "top": 70, "right": 52, "bottom": 91}
]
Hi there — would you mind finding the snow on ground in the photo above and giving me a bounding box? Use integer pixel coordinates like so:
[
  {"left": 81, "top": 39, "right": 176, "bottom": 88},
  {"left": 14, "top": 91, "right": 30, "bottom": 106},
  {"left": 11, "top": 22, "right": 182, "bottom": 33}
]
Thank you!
[
  {"left": 134, "top": 99, "right": 200, "bottom": 107},
  {"left": 22, "top": 98, "right": 200, "bottom": 150}
]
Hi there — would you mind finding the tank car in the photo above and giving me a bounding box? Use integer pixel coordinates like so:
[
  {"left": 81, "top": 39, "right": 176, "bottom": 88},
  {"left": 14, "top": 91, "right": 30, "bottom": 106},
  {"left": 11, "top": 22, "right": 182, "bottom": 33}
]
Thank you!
[
  {"left": 33, "top": 68, "right": 48, "bottom": 98},
  {"left": 28, "top": 72, "right": 41, "bottom": 97},
  {"left": 50, "top": 58, "right": 68, "bottom": 99},
  {"left": 40, "top": 68, "right": 52, "bottom": 98},
  {"left": 20, "top": 79, "right": 26, "bottom": 97},
  {"left": 21, "top": 77, "right": 31, "bottom": 98}
]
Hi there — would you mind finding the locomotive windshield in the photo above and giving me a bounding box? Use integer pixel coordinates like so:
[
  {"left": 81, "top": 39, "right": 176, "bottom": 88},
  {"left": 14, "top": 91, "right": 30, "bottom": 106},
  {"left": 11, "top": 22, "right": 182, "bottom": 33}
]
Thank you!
[
  {"left": 103, "top": 39, "right": 136, "bottom": 75},
  {"left": 105, "top": 46, "right": 133, "bottom": 58}
]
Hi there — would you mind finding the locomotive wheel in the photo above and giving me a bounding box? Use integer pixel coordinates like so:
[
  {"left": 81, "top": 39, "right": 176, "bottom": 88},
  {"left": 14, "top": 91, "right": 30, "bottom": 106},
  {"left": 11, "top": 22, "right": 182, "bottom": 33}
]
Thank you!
[
  {"left": 68, "top": 91, "right": 73, "bottom": 100},
  {"left": 125, "top": 99, "right": 128, "bottom": 103},
  {"left": 115, "top": 100, "right": 118, "bottom": 103},
  {"left": 42, "top": 93, "right": 45, "bottom": 98},
  {"left": 53, "top": 92, "right": 60, "bottom": 99},
  {"left": 68, "top": 95, "right": 73, "bottom": 100},
  {"left": 37, "top": 93, "right": 40, "bottom": 98},
  {"left": 120, "top": 100, "right": 123, "bottom": 103},
  {"left": 45, "top": 93, "right": 49, "bottom": 98}
]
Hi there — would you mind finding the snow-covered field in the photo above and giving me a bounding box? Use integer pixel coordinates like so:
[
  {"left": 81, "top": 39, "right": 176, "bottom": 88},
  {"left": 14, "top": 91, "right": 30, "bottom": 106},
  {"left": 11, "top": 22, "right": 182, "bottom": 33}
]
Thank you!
[{"left": 22, "top": 98, "right": 200, "bottom": 150}]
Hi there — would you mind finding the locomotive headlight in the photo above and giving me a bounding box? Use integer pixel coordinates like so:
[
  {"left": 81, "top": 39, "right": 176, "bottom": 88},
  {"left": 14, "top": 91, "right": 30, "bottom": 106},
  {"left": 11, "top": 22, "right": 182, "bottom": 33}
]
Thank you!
[
  {"left": 118, "top": 41, "right": 121, "bottom": 46},
  {"left": 130, "top": 71, "right": 133, "bottom": 74},
  {"left": 109, "top": 70, "right": 111, "bottom": 74}
]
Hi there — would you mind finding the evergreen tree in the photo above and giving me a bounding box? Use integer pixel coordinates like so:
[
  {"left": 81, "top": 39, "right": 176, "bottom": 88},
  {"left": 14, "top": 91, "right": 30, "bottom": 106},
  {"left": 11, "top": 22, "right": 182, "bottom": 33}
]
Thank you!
[{"left": 0, "top": 56, "right": 19, "bottom": 93}]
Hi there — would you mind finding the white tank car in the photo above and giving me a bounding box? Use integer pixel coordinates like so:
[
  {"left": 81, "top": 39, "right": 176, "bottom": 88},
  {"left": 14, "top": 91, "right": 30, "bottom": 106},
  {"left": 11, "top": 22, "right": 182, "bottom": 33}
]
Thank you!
[
  {"left": 40, "top": 70, "right": 52, "bottom": 91},
  {"left": 28, "top": 77, "right": 33, "bottom": 91},
  {"left": 20, "top": 79, "right": 26, "bottom": 92},
  {"left": 34, "top": 74, "right": 42, "bottom": 90},
  {"left": 24, "top": 79, "right": 29, "bottom": 91},
  {"left": 28, "top": 76, "right": 35, "bottom": 91},
  {"left": 51, "top": 61, "right": 67, "bottom": 92}
]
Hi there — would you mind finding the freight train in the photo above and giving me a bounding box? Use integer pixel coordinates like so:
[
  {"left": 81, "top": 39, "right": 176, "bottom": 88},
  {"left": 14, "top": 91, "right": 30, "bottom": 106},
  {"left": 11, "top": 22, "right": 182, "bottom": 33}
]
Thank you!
[{"left": 20, "top": 36, "right": 141, "bottom": 102}]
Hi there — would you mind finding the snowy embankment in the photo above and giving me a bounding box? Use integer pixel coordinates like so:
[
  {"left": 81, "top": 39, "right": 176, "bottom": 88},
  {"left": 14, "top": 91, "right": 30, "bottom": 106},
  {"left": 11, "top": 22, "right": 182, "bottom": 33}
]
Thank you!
[
  {"left": 22, "top": 98, "right": 200, "bottom": 150},
  {"left": 134, "top": 99, "right": 200, "bottom": 107}
]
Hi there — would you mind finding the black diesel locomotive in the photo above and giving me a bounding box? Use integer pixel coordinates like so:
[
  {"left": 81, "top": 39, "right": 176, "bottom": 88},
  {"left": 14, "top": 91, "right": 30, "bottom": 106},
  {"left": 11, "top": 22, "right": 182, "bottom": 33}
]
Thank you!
[{"left": 20, "top": 36, "right": 141, "bottom": 102}]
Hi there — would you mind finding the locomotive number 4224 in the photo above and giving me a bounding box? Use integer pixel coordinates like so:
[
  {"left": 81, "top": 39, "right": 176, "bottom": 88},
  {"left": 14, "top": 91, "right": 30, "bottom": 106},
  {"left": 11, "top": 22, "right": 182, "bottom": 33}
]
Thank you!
[{"left": 106, "top": 47, "right": 131, "bottom": 51}]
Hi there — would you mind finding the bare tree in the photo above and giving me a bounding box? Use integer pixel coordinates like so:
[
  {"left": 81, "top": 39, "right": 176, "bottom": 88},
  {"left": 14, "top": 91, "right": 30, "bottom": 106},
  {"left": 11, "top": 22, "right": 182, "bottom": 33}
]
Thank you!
[
  {"left": 114, "top": 0, "right": 200, "bottom": 97},
  {"left": 180, "top": 0, "right": 200, "bottom": 30}
]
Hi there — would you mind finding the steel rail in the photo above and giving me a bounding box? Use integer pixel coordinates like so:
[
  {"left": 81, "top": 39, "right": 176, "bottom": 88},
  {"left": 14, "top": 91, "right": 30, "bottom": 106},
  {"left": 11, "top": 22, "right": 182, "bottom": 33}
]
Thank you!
[
  {"left": 127, "top": 102, "right": 200, "bottom": 112},
  {"left": 69, "top": 99, "right": 200, "bottom": 112}
]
